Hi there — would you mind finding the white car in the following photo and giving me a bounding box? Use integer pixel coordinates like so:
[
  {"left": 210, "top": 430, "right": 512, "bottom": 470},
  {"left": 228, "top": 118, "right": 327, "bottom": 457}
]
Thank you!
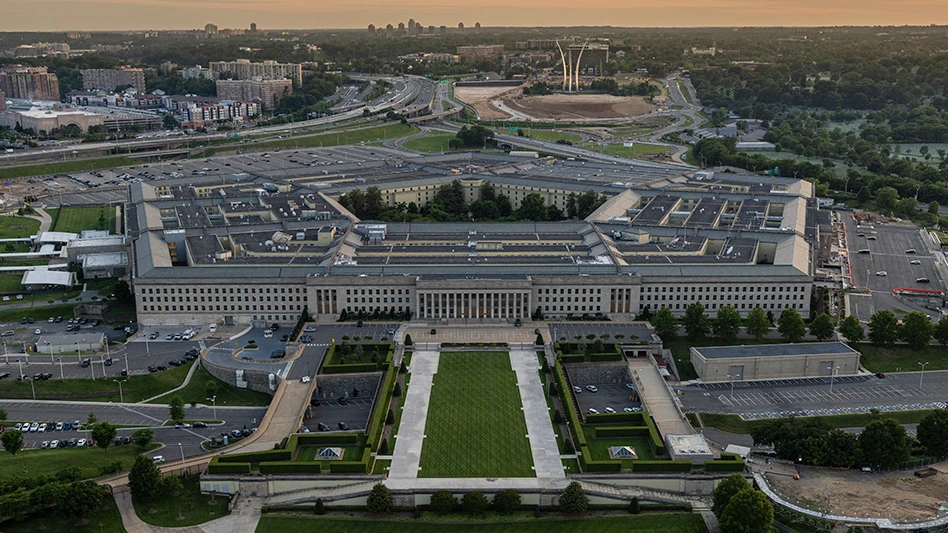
[
  {"left": 624, "top": 407, "right": 636, "bottom": 413},
  {"left": 34, "top": 329, "right": 41, "bottom": 335},
  {"left": 604, "top": 407, "right": 616, "bottom": 413},
  {"left": 625, "top": 383, "right": 635, "bottom": 389},
  {"left": 50, "top": 440, "right": 59, "bottom": 448},
  {"left": 153, "top": 455, "right": 166, "bottom": 463},
  {"left": 29, "top": 422, "right": 38, "bottom": 432},
  {"left": 76, "top": 439, "right": 86, "bottom": 447},
  {"left": 2, "top": 296, "right": 8, "bottom": 302},
  {"left": 875, "top": 271, "right": 887, "bottom": 276},
  {"left": 585, "top": 385, "right": 598, "bottom": 393},
  {"left": 303, "top": 326, "right": 317, "bottom": 332},
  {"left": 13, "top": 423, "right": 21, "bottom": 431},
  {"left": 301, "top": 376, "right": 311, "bottom": 383},
  {"left": 572, "top": 386, "right": 582, "bottom": 393},
  {"left": 15, "top": 295, "right": 22, "bottom": 300},
  {"left": 40, "top": 441, "right": 49, "bottom": 448},
  {"left": 587, "top": 408, "right": 599, "bottom": 415},
  {"left": 38, "top": 423, "right": 47, "bottom": 432},
  {"left": 910, "top": 260, "right": 921, "bottom": 265}
]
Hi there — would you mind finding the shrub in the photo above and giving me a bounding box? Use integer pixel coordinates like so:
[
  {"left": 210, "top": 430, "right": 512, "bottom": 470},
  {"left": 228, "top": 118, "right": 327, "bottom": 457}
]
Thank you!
[
  {"left": 314, "top": 498, "right": 326, "bottom": 515},
  {"left": 553, "top": 410, "right": 563, "bottom": 424},
  {"left": 629, "top": 497, "right": 640, "bottom": 514},
  {"left": 366, "top": 483, "right": 394, "bottom": 513},
  {"left": 462, "top": 492, "right": 489, "bottom": 516},
  {"left": 563, "top": 438, "right": 574, "bottom": 454},
  {"left": 379, "top": 438, "right": 389, "bottom": 455},
  {"left": 404, "top": 333, "right": 413, "bottom": 346},
  {"left": 558, "top": 481, "right": 588, "bottom": 514},
  {"left": 430, "top": 490, "right": 457, "bottom": 515},
  {"left": 386, "top": 409, "right": 395, "bottom": 424},
  {"left": 493, "top": 489, "right": 521, "bottom": 515},
  {"left": 393, "top": 382, "right": 402, "bottom": 397}
]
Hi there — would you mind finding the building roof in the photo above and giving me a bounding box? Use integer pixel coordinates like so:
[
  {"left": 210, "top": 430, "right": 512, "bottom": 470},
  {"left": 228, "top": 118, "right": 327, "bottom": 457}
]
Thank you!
[
  {"left": 37, "top": 332, "right": 105, "bottom": 346},
  {"left": 693, "top": 341, "right": 859, "bottom": 360},
  {"left": 21, "top": 268, "right": 75, "bottom": 287}
]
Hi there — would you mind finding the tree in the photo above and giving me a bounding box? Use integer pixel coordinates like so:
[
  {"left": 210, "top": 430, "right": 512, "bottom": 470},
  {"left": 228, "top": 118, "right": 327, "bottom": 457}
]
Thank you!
[
  {"left": 916, "top": 408, "right": 948, "bottom": 458},
  {"left": 711, "top": 473, "right": 751, "bottom": 517},
  {"left": 169, "top": 395, "right": 186, "bottom": 423},
  {"left": 859, "top": 418, "right": 911, "bottom": 468},
  {"left": 745, "top": 307, "right": 770, "bottom": 341},
  {"left": 868, "top": 310, "right": 900, "bottom": 346},
  {"left": 839, "top": 315, "right": 865, "bottom": 343},
  {"left": 718, "top": 489, "right": 773, "bottom": 533},
  {"left": 900, "top": 311, "right": 933, "bottom": 349},
  {"left": 713, "top": 305, "right": 742, "bottom": 342},
  {"left": 876, "top": 186, "right": 899, "bottom": 210},
  {"left": 59, "top": 480, "right": 108, "bottom": 520},
  {"left": 0, "top": 407, "right": 7, "bottom": 421},
  {"left": 85, "top": 412, "right": 98, "bottom": 428},
  {"left": 683, "top": 302, "right": 710, "bottom": 340},
  {"left": 91, "top": 422, "right": 117, "bottom": 450},
  {"left": 1, "top": 429, "right": 23, "bottom": 456},
  {"left": 777, "top": 308, "right": 807, "bottom": 342},
  {"left": 816, "top": 429, "right": 861, "bottom": 467},
  {"left": 386, "top": 409, "right": 395, "bottom": 424},
  {"left": 163, "top": 475, "right": 184, "bottom": 496},
  {"left": 462, "top": 492, "right": 490, "bottom": 516},
  {"left": 651, "top": 307, "right": 677, "bottom": 340},
  {"left": 929, "top": 201, "right": 941, "bottom": 215},
  {"left": 132, "top": 428, "right": 154, "bottom": 447},
  {"left": 205, "top": 380, "right": 219, "bottom": 401},
  {"left": 517, "top": 193, "right": 548, "bottom": 221},
  {"left": 430, "top": 490, "right": 457, "bottom": 515},
  {"left": 934, "top": 316, "right": 948, "bottom": 346},
  {"left": 366, "top": 483, "right": 394, "bottom": 513},
  {"left": 314, "top": 498, "right": 326, "bottom": 515},
  {"left": 378, "top": 438, "right": 389, "bottom": 455},
  {"left": 558, "top": 481, "right": 588, "bottom": 514},
  {"left": 493, "top": 489, "right": 521, "bottom": 515},
  {"left": 404, "top": 333, "right": 413, "bottom": 346},
  {"left": 856, "top": 186, "right": 871, "bottom": 203},
  {"left": 629, "top": 496, "right": 640, "bottom": 514},
  {"left": 129, "top": 455, "right": 163, "bottom": 502},
  {"left": 809, "top": 313, "right": 835, "bottom": 341}
]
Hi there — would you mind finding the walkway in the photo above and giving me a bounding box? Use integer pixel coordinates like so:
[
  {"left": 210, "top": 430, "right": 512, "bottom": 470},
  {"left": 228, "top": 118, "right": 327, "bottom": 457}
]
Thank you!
[
  {"left": 509, "top": 347, "right": 565, "bottom": 479},
  {"left": 141, "top": 360, "right": 201, "bottom": 403},
  {"left": 113, "top": 490, "right": 260, "bottom": 533},
  {"left": 387, "top": 348, "right": 439, "bottom": 479},
  {"left": 628, "top": 358, "right": 693, "bottom": 436},
  {"left": 32, "top": 207, "right": 53, "bottom": 235}
]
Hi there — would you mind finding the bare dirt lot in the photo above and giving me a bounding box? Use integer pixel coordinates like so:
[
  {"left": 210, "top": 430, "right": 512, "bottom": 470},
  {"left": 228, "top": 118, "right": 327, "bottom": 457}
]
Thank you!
[
  {"left": 453, "top": 86, "right": 520, "bottom": 120},
  {"left": 503, "top": 93, "right": 655, "bottom": 121},
  {"left": 766, "top": 464, "right": 948, "bottom": 521}
]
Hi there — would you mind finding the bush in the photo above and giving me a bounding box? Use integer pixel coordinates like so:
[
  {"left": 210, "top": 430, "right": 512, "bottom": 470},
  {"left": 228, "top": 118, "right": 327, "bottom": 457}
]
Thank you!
[
  {"left": 493, "top": 489, "right": 521, "bottom": 515},
  {"left": 366, "top": 483, "right": 394, "bottom": 513},
  {"left": 553, "top": 410, "right": 563, "bottom": 424},
  {"left": 207, "top": 458, "right": 251, "bottom": 474},
  {"left": 558, "top": 481, "right": 588, "bottom": 514},
  {"left": 404, "top": 333, "right": 413, "bottom": 346},
  {"left": 386, "top": 409, "right": 395, "bottom": 424},
  {"left": 462, "top": 492, "right": 489, "bottom": 516},
  {"left": 329, "top": 461, "right": 368, "bottom": 473},
  {"left": 314, "top": 498, "right": 326, "bottom": 515},
  {"left": 563, "top": 438, "right": 574, "bottom": 454},
  {"left": 629, "top": 497, "right": 640, "bottom": 514},
  {"left": 393, "top": 382, "right": 402, "bottom": 397},
  {"left": 379, "top": 438, "right": 389, "bottom": 455},
  {"left": 430, "top": 490, "right": 457, "bottom": 515}
]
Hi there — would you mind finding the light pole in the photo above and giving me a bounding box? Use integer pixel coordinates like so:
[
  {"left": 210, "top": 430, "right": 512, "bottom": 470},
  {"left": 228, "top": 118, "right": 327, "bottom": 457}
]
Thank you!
[
  {"left": 206, "top": 396, "right": 217, "bottom": 422},
  {"left": 829, "top": 366, "right": 840, "bottom": 394},
  {"left": 124, "top": 354, "right": 129, "bottom": 376},
  {"left": 728, "top": 373, "right": 740, "bottom": 398},
  {"left": 177, "top": 442, "right": 186, "bottom": 473},
  {"left": 16, "top": 359, "right": 23, "bottom": 379},
  {"left": 918, "top": 361, "right": 930, "bottom": 389},
  {"left": 28, "top": 374, "right": 35, "bottom": 399},
  {"left": 57, "top": 358, "right": 64, "bottom": 380},
  {"left": 75, "top": 341, "right": 81, "bottom": 364},
  {"left": 113, "top": 379, "right": 127, "bottom": 403}
]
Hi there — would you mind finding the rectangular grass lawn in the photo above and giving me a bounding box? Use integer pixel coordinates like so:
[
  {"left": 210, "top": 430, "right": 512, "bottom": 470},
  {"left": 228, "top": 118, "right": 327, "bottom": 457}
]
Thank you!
[{"left": 419, "top": 351, "right": 535, "bottom": 478}]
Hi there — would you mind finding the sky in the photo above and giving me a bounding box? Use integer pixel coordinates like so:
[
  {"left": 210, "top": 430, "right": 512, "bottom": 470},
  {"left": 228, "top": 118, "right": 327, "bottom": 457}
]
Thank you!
[{"left": 1, "top": 0, "right": 947, "bottom": 31}]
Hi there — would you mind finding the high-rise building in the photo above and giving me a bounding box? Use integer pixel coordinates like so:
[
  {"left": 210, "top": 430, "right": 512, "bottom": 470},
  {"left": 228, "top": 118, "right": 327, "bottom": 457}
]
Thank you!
[
  {"left": 408, "top": 19, "right": 415, "bottom": 35},
  {"left": 458, "top": 22, "right": 464, "bottom": 32},
  {"left": 0, "top": 89, "right": 6, "bottom": 112},
  {"left": 429, "top": 25, "right": 435, "bottom": 34},
  {"left": 215, "top": 78, "right": 292, "bottom": 110},
  {"left": 0, "top": 66, "right": 61, "bottom": 101},
  {"left": 368, "top": 24, "right": 376, "bottom": 37},
  {"left": 415, "top": 23, "right": 422, "bottom": 35},
  {"left": 440, "top": 25, "right": 447, "bottom": 34},
  {"left": 250, "top": 22, "right": 257, "bottom": 33},
  {"left": 80, "top": 68, "right": 146, "bottom": 95},
  {"left": 475, "top": 22, "right": 481, "bottom": 34},
  {"left": 208, "top": 60, "right": 302, "bottom": 83},
  {"left": 205, "top": 23, "right": 218, "bottom": 35},
  {"left": 386, "top": 24, "right": 394, "bottom": 37}
]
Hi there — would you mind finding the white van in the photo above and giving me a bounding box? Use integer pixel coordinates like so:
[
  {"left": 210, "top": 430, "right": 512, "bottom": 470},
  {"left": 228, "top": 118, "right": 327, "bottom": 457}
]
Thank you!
[
  {"left": 208, "top": 324, "right": 217, "bottom": 334},
  {"left": 263, "top": 329, "right": 273, "bottom": 338}
]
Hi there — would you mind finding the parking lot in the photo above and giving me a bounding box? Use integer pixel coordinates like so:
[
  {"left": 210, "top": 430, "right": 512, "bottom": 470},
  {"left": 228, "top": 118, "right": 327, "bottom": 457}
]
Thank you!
[
  {"left": 303, "top": 397, "right": 373, "bottom": 433},
  {"left": 570, "top": 383, "right": 642, "bottom": 415},
  {"left": 549, "top": 322, "right": 653, "bottom": 344}
]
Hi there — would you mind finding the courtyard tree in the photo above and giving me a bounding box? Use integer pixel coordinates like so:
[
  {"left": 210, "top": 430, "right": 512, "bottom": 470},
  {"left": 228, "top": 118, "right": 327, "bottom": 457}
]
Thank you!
[
  {"left": 1, "top": 429, "right": 23, "bottom": 456},
  {"left": 916, "top": 408, "right": 948, "bottom": 458},
  {"left": 777, "top": 308, "right": 807, "bottom": 342},
  {"left": 129, "top": 455, "right": 162, "bottom": 502},
  {"left": 839, "top": 315, "right": 865, "bottom": 343},
  {"left": 493, "top": 489, "right": 521, "bottom": 515},
  {"left": 712, "top": 305, "right": 742, "bottom": 343},
  {"left": 711, "top": 473, "right": 751, "bottom": 517},
  {"left": 859, "top": 418, "right": 911, "bottom": 468},
  {"left": 934, "top": 316, "right": 948, "bottom": 346},
  {"left": 366, "top": 483, "right": 394, "bottom": 513},
  {"left": 132, "top": 428, "right": 154, "bottom": 447},
  {"left": 816, "top": 429, "right": 861, "bottom": 468},
  {"left": 60, "top": 480, "right": 109, "bottom": 521},
  {"left": 808, "top": 313, "right": 835, "bottom": 341},
  {"left": 745, "top": 307, "right": 770, "bottom": 341},
  {"left": 558, "top": 481, "right": 588, "bottom": 514},
  {"left": 900, "top": 311, "right": 933, "bottom": 349},
  {"left": 650, "top": 307, "right": 677, "bottom": 341},
  {"left": 683, "top": 302, "right": 710, "bottom": 340},
  {"left": 169, "top": 395, "right": 186, "bottom": 423},
  {"left": 430, "top": 490, "right": 457, "bottom": 515},
  {"left": 462, "top": 492, "right": 490, "bottom": 516},
  {"left": 868, "top": 310, "right": 900, "bottom": 346},
  {"left": 91, "top": 422, "right": 117, "bottom": 450},
  {"left": 718, "top": 489, "right": 774, "bottom": 533}
]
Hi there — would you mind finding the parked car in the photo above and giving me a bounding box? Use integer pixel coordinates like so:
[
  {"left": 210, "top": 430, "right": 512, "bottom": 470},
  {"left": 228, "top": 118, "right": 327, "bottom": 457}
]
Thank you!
[
  {"left": 50, "top": 440, "right": 59, "bottom": 448},
  {"left": 338, "top": 422, "right": 350, "bottom": 431},
  {"left": 55, "top": 422, "right": 63, "bottom": 431},
  {"left": 152, "top": 455, "right": 165, "bottom": 463},
  {"left": 604, "top": 407, "right": 616, "bottom": 413},
  {"left": 303, "top": 326, "right": 316, "bottom": 332},
  {"left": 587, "top": 408, "right": 599, "bottom": 415},
  {"left": 193, "top": 421, "right": 207, "bottom": 428},
  {"left": 76, "top": 439, "right": 86, "bottom": 447},
  {"left": 317, "top": 422, "right": 330, "bottom": 432},
  {"left": 585, "top": 385, "right": 598, "bottom": 393}
]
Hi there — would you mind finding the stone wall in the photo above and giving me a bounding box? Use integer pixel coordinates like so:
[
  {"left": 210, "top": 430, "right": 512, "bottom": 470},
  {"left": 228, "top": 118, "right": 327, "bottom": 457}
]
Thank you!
[
  {"left": 563, "top": 362, "right": 631, "bottom": 385},
  {"left": 315, "top": 372, "right": 383, "bottom": 400},
  {"left": 201, "top": 357, "right": 279, "bottom": 395}
]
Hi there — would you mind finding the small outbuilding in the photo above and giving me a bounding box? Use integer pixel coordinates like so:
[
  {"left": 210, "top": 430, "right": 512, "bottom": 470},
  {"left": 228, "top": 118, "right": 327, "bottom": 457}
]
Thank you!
[
  {"left": 665, "top": 434, "right": 714, "bottom": 464},
  {"left": 690, "top": 341, "right": 861, "bottom": 382},
  {"left": 35, "top": 332, "right": 106, "bottom": 354}
]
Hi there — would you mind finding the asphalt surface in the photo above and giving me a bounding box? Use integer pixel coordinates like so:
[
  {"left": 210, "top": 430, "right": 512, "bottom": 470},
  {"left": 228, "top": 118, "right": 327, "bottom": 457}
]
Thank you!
[
  {"left": 303, "top": 396, "right": 373, "bottom": 433},
  {"left": 548, "top": 322, "right": 653, "bottom": 344},
  {"left": 676, "top": 370, "right": 948, "bottom": 420},
  {"left": 571, "top": 383, "right": 643, "bottom": 415}
]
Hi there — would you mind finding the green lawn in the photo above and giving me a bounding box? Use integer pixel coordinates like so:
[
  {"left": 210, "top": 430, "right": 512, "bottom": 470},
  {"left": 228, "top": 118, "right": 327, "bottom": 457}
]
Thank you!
[
  {"left": 49, "top": 205, "right": 118, "bottom": 233},
  {"left": 0, "top": 157, "right": 139, "bottom": 180},
  {"left": 584, "top": 436, "right": 655, "bottom": 467},
  {"left": 0, "top": 274, "right": 24, "bottom": 293},
  {"left": 295, "top": 444, "right": 364, "bottom": 462},
  {"left": 256, "top": 514, "right": 709, "bottom": 533},
  {"left": 1, "top": 490, "right": 126, "bottom": 533},
  {"left": 419, "top": 351, "right": 535, "bottom": 478},
  {"left": 202, "top": 123, "right": 418, "bottom": 156},
  {"left": 402, "top": 133, "right": 457, "bottom": 153},
  {"left": 518, "top": 129, "right": 583, "bottom": 143},
  {"left": 134, "top": 474, "right": 231, "bottom": 527},
  {"left": 0, "top": 443, "right": 156, "bottom": 481},
  {"left": 0, "top": 360, "right": 193, "bottom": 402},
  {"left": 0, "top": 216, "right": 40, "bottom": 239},
  {"left": 148, "top": 363, "right": 273, "bottom": 407},
  {"left": 855, "top": 343, "right": 948, "bottom": 372},
  {"left": 699, "top": 410, "right": 938, "bottom": 435},
  {"left": 0, "top": 303, "right": 79, "bottom": 322}
]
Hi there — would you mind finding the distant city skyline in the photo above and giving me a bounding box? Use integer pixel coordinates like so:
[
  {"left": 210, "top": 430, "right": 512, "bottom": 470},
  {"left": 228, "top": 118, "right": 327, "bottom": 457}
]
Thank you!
[{"left": 2, "top": 0, "right": 948, "bottom": 32}]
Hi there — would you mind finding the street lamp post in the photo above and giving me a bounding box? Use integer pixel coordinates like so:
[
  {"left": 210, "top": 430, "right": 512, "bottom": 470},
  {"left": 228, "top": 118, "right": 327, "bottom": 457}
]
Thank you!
[
  {"left": 76, "top": 341, "right": 81, "bottom": 364},
  {"left": 206, "top": 396, "right": 217, "bottom": 421},
  {"left": 177, "top": 442, "right": 186, "bottom": 473},
  {"left": 16, "top": 359, "right": 23, "bottom": 379},
  {"left": 829, "top": 366, "right": 840, "bottom": 394},
  {"left": 57, "top": 358, "right": 64, "bottom": 379},
  {"left": 918, "top": 361, "right": 930, "bottom": 389},
  {"left": 728, "top": 373, "right": 740, "bottom": 398},
  {"left": 124, "top": 354, "right": 129, "bottom": 376},
  {"left": 113, "top": 379, "right": 127, "bottom": 403}
]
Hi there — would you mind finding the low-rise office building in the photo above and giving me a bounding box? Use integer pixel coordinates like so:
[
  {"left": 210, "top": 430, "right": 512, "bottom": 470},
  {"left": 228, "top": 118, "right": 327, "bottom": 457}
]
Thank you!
[{"left": 690, "top": 341, "right": 861, "bottom": 382}]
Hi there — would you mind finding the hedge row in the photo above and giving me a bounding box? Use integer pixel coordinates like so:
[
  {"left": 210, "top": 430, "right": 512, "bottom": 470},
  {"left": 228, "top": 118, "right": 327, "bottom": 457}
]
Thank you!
[
  {"left": 285, "top": 432, "right": 360, "bottom": 457},
  {"left": 260, "top": 461, "right": 323, "bottom": 474},
  {"left": 554, "top": 361, "right": 586, "bottom": 448},
  {"left": 642, "top": 414, "right": 666, "bottom": 456},
  {"left": 593, "top": 426, "right": 651, "bottom": 438},
  {"left": 367, "top": 364, "right": 398, "bottom": 452},
  {"left": 629, "top": 460, "right": 693, "bottom": 472},
  {"left": 587, "top": 412, "right": 645, "bottom": 425},
  {"left": 558, "top": 354, "right": 585, "bottom": 364},
  {"left": 589, "top": 352, "right": 623, "bottom": 362},
  {"left": 705, "top": 454, "right": 745, "bottom": 472},
  {"left": 329, "top": 461, "right": 368, "bottom": 473},
  {"left": 207, "top": 458, "right": 251, "bottom": 474},
  {"left": 322, "top": 362, "right": 380, "bottom": 374},
  {"left": 579, "top": 450, "right": 622, "bottom": 472},
  {"left": 216, "top": 449, "right": 291, "bottom": 463}
]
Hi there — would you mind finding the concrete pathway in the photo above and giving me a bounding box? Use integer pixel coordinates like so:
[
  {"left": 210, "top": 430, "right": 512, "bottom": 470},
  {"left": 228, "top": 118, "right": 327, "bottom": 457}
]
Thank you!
[
  {"left": 388, "top": 349, "right": 439, "bottom": 479},
  {"left": 509, "top": 348, "right": 565, "bottom": 479},
  {"left": 142, "top": 359, "right": 201, "bottom": 403},
  {"left": 113, "top": 490, "right": 260, "bottom": 533},
  {"left": 628, "top": 358, "right": 693, "bottom": 436},
  {"left": 31, "top": 207, "right": 53, "bottom": 235}
]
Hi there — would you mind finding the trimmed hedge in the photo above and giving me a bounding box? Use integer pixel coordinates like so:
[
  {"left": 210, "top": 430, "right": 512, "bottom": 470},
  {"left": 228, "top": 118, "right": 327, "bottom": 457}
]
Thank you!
[
  {"left": 207, "top": 458, "right": 251, "bottom": 474},
  {"left": 329, "top": 461, "right": 368, "bottom": 473},
  {"left": 216, "top": 449, "right": 292, "bottom": 463},
  {"left": 582, "top": 459, "right": 622, "bottom": 472},
  {"left": 558, "top": 354, "right": 585, "bottom": 364},
  {"left": 367, "top": 364, "right": 398, "bottom": 452},
  {"left": 589, "top": 352, "right": 623, "bottom": 362},
  {"left": 593, "top": 426, "right": 651, "bottom": 438},
  {"left": 323, "top": 362, "right": 380, "bottom": 374},
  {"left": 705, "top": 455, "right": 745, "bottom": 472},
  {"left": 554, "top": 360, "right": 586, "bottom": 448},
  {"left": 260, "top": 461, "right": 322, "bottom": 474},
  {"left": 630, "top": 460, "right": 693, "bottom": 472},
  {"left": 587, "top": 412, "right": 645, "bottom": 425},
  {"left": 323, "top": 343, "right": 393, "bottom": 373},
  {"left": 642, "top": 414, "right": 666, "bottom": 456}
]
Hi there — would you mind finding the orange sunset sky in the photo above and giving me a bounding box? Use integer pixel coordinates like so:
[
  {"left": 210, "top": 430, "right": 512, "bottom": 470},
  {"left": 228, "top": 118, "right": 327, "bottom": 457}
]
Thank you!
[{"left": 0, "top": 0, "right": 946, "bottom": 31}]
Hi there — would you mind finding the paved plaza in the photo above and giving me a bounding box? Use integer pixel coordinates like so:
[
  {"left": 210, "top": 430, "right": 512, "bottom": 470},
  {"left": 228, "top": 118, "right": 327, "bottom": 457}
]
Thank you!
[
  {"left": 388, "top": 349, "right": 439, "bottom": 479},
  {"left": 509, "top": 347, "right": 566, "bottom": 479}
]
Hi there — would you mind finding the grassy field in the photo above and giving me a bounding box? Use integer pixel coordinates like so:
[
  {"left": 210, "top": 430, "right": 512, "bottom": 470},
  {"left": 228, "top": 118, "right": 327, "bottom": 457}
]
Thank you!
[
  {"left": 202, "top": 123, "right": 418, "bottom": 156},
  {"left": 134, "top": 474, "right": 231, "bottom": 527},
  {"left": 402, "top": 133, "right": 457, "bottom": 153},
  {"left": 0, "top": 442, "right": 156, "bottom": 481},
  {"left": 49, "top": 205, "right": 118, "bottom": 233},
  {"left": 699, "top": 409, "right": 938, "bottom": 434},
  {"left": 1, "top": 491, "right": 126, "bottom": 533},
  {"left": 0, "top": 216, "right": 40, "bottom": 239},
  {"left": 419, "top": 351, "right": 534, "bottom": 478},
  {"left": 0, "top": 303, "right": 80, "bottom": 322},
  {"left": 677, "top": 79, "right": 692, "bottom": 104},
  {"left": 855, "top": 343, "right": 948, "bottom": 372},
  {"left": 296, "top": 444, "right": 364, "bottom": 462},
  {"left": 0, "top": 157, "right": 139, "bottom": 180},
  {"left": 0, "top": 360, "right": 193, "bottom": 402},
  {"left": 0, "top": 274, "right": 23, "bottom": 293},
  {"left": 585, "top": 436, "right": 655, "bottom": 467},
  {"left": 148, "top": 363, "right": 273, "bottom": 407},
  {"left": 518, "top": 129, "right": 583, "bottom": 143},
  {"left": 256, "top": 514, "right": 709, "bottom": 533}
]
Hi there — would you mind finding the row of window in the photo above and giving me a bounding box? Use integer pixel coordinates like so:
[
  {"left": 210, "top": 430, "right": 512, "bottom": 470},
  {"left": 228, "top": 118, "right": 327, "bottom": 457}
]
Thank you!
[
  {"left": 642, "top": 294, "right": 804, "bottom": 302},
  {"left": 346, "top": 297, "right": 410, "bottom": 304},
  {"left": 643, "top": 285, "right": 805, "bottom": 293},
  {"left": 145, "top": 296, "right": 306, "bottom": 303},
  {"left": 142, "top": 286, "right": 303, "bottom": 295},
  {"left": 144, "top": 304, "right": 304, "bottom": 312}
]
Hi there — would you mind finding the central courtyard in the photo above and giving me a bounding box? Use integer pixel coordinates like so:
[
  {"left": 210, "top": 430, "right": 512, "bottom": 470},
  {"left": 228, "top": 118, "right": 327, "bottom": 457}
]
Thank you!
[{"left": 419, "top": 351, "right": 535, "bottom": 478}]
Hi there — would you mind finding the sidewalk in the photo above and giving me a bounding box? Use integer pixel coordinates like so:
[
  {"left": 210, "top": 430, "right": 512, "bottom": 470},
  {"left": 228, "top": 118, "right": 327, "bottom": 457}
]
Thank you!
[
  {"left": 509, "top": 348, "right": 565, "bottom": 479},
  {"left": 113, "top": 491, "right": 260, "bottom": 533},
  {"left": 388, "top": 349, "right": 439, "bottom": 479}
]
